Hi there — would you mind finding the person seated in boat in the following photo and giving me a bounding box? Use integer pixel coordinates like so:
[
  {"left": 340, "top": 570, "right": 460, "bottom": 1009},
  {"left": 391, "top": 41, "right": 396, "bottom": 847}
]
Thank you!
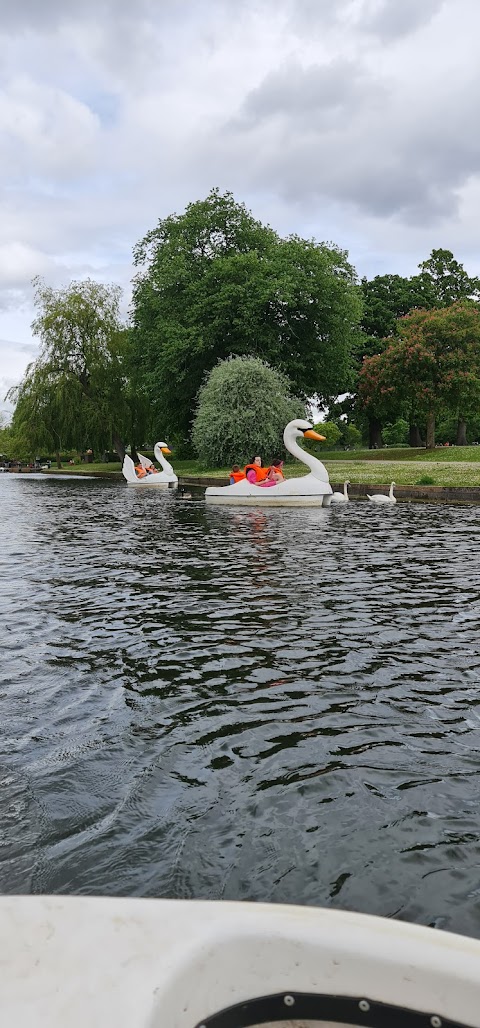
[
  {"left": 267, "top": 459, "right": 284, "bottom": 483},
  {"left": 244, "top": 456, "right": 269, "bottom": 484},
  {"left": 229, "top": 464, "right": 245, "bottom": 484},
  {"left": 258, "top": 459, "right": 285, "bottom": 488},
  {"left": 146, "top": 463, "right": 158, "bottom": 474},
  {"left": 134, "top": 463, "right": 147, "bottom": 478}
]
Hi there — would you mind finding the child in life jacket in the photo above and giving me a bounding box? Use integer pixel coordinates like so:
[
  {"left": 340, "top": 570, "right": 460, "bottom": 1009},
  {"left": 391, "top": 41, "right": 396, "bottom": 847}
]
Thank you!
[
  {"left": 230, "top": 464, "right": 245, "bottom": 484},
  {"left": 258, "top": 458, "right": 285, "bottom": 487},
  {"left": 268, "top": 459, "right": 284, "bottom": 482}
]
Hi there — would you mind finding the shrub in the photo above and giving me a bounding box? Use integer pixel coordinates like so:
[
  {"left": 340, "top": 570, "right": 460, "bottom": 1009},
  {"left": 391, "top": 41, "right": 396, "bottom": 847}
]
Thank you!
[
  {"left": 192, "top": 356, "right": 305, "bottom": 466},
  {"left": 416, "top": 475, "right": 435, "bottom": 485}
]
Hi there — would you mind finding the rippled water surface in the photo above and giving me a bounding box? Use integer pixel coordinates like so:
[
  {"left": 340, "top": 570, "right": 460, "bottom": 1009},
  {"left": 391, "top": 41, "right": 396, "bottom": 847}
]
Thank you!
[{"left": 1, "top": 475, "right": 480, "bottom": 936}]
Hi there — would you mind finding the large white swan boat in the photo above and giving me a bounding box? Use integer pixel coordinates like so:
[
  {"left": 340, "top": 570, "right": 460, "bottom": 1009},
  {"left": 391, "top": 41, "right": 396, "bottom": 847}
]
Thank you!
[
  {"left": 206, "top": 419, "right": 333, "bottom": 506},
  {"left": 122, "top": 442, "right": 178, "bottom": 488},
  {"left": 1, "top": 896, "right": 479, "bottom": 1026}
]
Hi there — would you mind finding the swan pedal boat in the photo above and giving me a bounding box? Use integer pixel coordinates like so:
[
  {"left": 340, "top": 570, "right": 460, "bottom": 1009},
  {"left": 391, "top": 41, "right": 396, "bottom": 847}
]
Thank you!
[
  {"left": 1, "top": 896, "right": 479, "bottom": 1027},
  {"left": 206, "top": 419, "right": 333, "bottom": 507},
  {"left": 122, "top": 442, "right": 178, "bottom": 488}
]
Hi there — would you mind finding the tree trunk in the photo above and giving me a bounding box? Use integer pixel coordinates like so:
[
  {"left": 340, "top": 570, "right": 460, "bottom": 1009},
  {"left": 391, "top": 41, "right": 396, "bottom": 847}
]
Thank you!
[
  {"left": 112, "top": 432, "right": 126, "bottom": 463},
  {"left": 426, "top": 413, "right": 435, "bottom": 450},
  {"left": 409, "top": 423, "right": 424, "bottom": 447},
  {"left": 456, "top": 418, "right": 467, "bottom": 445},
  {"left": 56, "top": 451, "right": 62, "bottom": 469},
  {"left": 368, "top": 416, "right": 383, "bottom": 449}
]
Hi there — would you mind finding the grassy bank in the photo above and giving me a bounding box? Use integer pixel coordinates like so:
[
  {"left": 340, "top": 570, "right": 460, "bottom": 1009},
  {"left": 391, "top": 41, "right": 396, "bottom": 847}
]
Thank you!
[
  {"left": 323, "top": 460, "right": 480, "bottom": 487},
  {"left": 48, "top": 450, "right": 480, "bottom": 487}
]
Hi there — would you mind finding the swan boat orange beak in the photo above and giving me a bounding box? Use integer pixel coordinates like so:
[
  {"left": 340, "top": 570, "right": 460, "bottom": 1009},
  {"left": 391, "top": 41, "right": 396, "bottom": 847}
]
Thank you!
[
  {"left": 161, "top": 447, "right": 172, "bottom": 455},
  {"left": 304, "top": 429, "right": 326, "bottom": 441}
]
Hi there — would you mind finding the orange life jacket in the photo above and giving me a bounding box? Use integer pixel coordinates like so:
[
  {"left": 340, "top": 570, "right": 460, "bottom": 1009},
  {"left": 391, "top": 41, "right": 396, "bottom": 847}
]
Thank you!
[
  {"left": 135, "top": 464, "right": 147, "bottom": 478},
  {"left": 244, "top": 464, "right": 269, "bottom": 483},
  {"left": 230, "top": 469, "right": 246, "bottom": 483},
  {"left": 267, "top": 466, "right": 284, "bottom": 481}
]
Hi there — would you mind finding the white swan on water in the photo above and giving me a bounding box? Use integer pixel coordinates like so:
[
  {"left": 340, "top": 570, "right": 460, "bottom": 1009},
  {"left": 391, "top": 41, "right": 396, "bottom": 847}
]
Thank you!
[
  {"left": 367, "top": 481, "right": 396, "bottom": 505},
  {"left": 205, "top": 419, "right": 333, "bottom": 506},
  {"left": 331, "top": 480, "right": 350, "bottom": 504},
  {"left": 122, "top": 442, "right": 178, "bottom": 487}
]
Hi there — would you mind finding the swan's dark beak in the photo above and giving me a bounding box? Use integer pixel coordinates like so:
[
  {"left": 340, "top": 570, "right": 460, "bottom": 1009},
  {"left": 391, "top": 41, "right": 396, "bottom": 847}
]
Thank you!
[
  {"left": 161, "top": 447, "right": 172, "bottom": 455},
  {"left": 304, "top": 429, "right": 326, "bottom": 441}
]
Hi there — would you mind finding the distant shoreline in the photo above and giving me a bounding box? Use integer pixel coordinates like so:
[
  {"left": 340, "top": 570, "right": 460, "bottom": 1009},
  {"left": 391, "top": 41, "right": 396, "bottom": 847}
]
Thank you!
[{"left": 3, "top": 467, "right": 479, "bottom": 503}]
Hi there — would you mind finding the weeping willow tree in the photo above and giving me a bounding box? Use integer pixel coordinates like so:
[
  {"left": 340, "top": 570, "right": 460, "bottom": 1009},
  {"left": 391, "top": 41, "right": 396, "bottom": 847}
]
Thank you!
[
  {"left": 192, "top": 355, "right": 305, "bottom": 466},
  {"left": 8, "top": 278, "right": 142, "bottom": 462}
]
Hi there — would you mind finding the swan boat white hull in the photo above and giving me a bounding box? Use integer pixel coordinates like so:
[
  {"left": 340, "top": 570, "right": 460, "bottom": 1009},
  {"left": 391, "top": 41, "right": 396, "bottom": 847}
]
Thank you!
[
  {"left": 1, "top": 896, "right": 479, "bottom": 1027},
  {"left": 206, "top": 473, "right": 333, "bottom": 506}
]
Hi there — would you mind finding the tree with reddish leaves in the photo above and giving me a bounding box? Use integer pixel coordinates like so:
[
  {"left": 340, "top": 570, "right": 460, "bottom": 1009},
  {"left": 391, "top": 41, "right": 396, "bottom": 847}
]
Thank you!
[{"left": 359, "top": 302, "right": 480, "bottom": 448}]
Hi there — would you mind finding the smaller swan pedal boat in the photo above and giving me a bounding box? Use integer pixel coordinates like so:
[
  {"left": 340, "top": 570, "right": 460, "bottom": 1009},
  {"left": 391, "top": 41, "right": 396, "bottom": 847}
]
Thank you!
[
  {"left": 1, "top": 897, "right": 479, "bottom": 1027},
  {"left": 122, "top": 442, "right": 178, "bottom": 487},
  {"left": 206, "top": 419, "right": 333, "bottom": 506}
]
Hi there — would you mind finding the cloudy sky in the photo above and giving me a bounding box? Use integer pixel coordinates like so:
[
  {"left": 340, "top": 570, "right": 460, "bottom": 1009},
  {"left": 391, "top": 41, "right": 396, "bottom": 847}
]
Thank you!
[{"left": 2, "top": 0, "right": 480, "bottom": 410}]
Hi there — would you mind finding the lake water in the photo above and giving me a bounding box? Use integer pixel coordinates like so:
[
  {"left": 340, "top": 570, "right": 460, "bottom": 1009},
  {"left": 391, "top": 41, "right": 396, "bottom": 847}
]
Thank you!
[{"left": 1, "top": 475, "right": 480, "bottom": 937}]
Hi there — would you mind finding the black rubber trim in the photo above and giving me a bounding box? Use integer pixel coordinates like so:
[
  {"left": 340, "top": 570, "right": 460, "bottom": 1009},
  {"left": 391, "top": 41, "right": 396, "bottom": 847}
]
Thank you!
[{"left": 194, "top": 991, "right": 474, "bottom": 1028}]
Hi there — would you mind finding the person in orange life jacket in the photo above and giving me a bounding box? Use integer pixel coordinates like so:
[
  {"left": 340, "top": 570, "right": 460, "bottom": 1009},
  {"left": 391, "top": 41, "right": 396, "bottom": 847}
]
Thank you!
[
  {"left": 134, "top": 463, "right": 147, "bottom": 478},
  {"left": 146, "top": 463, "right": 158, "bottom": 474},
  {"left": 229, "top": 464, "right": 246, "bottom": 484},
  {"left": 268, "top": 458, "right": 284, "bottom": 482},
  {"left": 258, "top": 458, "right": 285, "bottom": 487},
  {"left": 244, "top": 456, "right": 269, "bottom": 484}
]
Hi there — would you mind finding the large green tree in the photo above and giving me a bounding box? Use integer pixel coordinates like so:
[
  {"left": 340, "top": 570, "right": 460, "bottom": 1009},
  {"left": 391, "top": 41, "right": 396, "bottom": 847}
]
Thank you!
[
  {"left": 9, "top": 278, "right": 138, "bottom": 462},
  {"left": 131, "top": 189, "right": 362, "bottom": 438},
  {"left": 417, "top": 249, "right": 480, "bottom": 307},
  {"left": 192, "top": 355, "right": 304, "bottom": 467},
  {"left": 360, "top": 273, "right": 427, "bottom": 341},
  {"left": 361, "top": 250, "right": 480, "bottom": 344}
]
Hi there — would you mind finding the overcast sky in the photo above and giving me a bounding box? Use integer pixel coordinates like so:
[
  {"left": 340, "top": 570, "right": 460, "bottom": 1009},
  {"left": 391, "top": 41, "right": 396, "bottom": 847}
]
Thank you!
[{"left": 2, "top": 0, "right": 480, "bottom": 409}]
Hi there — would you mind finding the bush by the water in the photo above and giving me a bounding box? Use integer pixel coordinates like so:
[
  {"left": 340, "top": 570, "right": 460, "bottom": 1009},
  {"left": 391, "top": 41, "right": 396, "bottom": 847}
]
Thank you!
[{"left": 192, "top": 356, "right": 305, "bottom": 466}]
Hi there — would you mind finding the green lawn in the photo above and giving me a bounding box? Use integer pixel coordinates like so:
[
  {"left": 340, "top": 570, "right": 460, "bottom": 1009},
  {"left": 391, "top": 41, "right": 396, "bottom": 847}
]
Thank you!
[
  {"left": 313, "top": 445, "right": 480, "bottom": 463},
  {"left": 323, "top": 460, "right": 480, "bottom": 487},
  {"left": 47, "top": 452, "right": 480, "bottom": 487}
]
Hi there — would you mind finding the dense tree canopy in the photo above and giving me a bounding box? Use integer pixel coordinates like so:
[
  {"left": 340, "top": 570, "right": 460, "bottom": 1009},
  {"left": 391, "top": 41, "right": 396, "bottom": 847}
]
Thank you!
[
  {"left": 131, "top": 189, "right": 362, "bottom": 438},
  {"left": 191, "top": 356, "right": 305, "bottom": 466},
  {"left": 417, "top": 249, "right": 480, "bottom": 307}
]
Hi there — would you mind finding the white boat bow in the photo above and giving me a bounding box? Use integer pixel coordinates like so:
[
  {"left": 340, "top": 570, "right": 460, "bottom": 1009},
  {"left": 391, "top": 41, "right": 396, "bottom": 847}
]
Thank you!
[{"left": 1, "top": 896, "right": 479, "bottom": 1027}]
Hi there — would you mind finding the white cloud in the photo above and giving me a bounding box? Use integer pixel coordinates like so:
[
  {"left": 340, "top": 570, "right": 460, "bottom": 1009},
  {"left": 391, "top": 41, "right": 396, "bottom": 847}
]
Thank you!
[
  {"left": 1, "top": 0, "right": 480, "bottom": 389},
  {"left": 0, "top": 76, "right": 101, "bottom": 180}
]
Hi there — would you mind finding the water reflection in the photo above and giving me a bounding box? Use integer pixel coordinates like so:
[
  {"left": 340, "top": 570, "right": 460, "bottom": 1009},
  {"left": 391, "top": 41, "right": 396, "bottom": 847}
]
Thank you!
[{"left": 1, "top": 475, "right": 480, "bottom": 935}]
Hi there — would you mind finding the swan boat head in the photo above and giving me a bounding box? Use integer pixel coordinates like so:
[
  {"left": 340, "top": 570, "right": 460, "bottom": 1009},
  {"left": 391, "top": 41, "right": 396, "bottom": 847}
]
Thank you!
[
  {"left": 284, "top": 419, "right": 326, "bottom": 449},
  {"left": 153, "top": 442, "right": 178, "bottom": 483},
  {"left": 155, "top": 442, "right": 172, "bottom": 456}
]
